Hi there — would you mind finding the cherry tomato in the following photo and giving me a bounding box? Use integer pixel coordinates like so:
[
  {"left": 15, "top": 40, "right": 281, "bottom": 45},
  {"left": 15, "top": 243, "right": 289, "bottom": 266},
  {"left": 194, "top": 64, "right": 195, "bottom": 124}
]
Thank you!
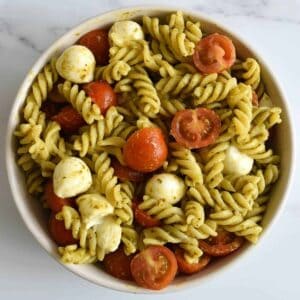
[
  {"left": 252, "top": 90, "right": 259, "bottom": 106},
  {"left": 132, "top": 201, "right": 160, "bottom": 228},
  {"left": 198, "top": 230, "right": 244, "bottom": 257},
  {"left": 130, "top": 246, "right": 178, "bottom": 290},
  {"left": 48, "top": 86, "right": 66, "bottom": 103},
  {"left": 49, "top": 213, "right": 77, "bottom": 246},
  {"left": 83, "top": 81, "right": 117, "bottom": 115},
  {"left": 77, "top": 29, "right": 109, "bottom": 65},
  {"left": 103, "top": 247, "right": 134, "bottom": 281},
  {"left": 41, "top": 101, "right": 61, "bottom": 119},
  {"left": 123, "top": 128, "right": 168, "bottom": 173},
  {"left": 52, "top": 105, "right": 85, "bottom": 134},
  {"left": 43, "top": 181, "right": 74, "bottom": 213},
  {"left": 174, "top": 247, "right": 211, "bottom": 275},
  {"left": 171, "top": 108, "right": 221, "bottom": 149},
  {"left": 193, "top": 33, "right": 236, "bottom": 74},
  {"left": 111, "top": 159, "right": 145, "bottom": 182}
]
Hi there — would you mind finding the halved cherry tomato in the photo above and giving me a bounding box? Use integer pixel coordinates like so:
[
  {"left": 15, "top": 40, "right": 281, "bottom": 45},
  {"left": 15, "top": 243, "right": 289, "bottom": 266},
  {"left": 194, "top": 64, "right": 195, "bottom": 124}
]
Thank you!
[
  {"left": 132, "top": 200, "right": 160, "bottom": 228},
  {"left": 48, "top": 86, "right": 66, "bottom": 103},
  {"left": 44, "top": 181, "right": 74, "bottom": 213},
  {"left": 252, "top": 90, "right": 259, "bottom": 106},
  {"left": 111, "top": 159, "right": 144, "bottom": 182},
  {"left": 49, "top": 213, "right": 77, "bottom": 246},
  {"left": 103, "top": 247, "right": 134, "bottom": 281},
  {"left": 171, "top": 108, "right": 221, "bottom": 149},
  {"left": 41, "top": 101, "right": 61, "bottom": 119},
  {"left": 130, "top": 246, "right": 178, "bottom": 290},
  {"left": 174, "top": 247, "right": 211, "bottom": 275},
  {"left": 123, "top": 128, "right": 168, "bottom": 173},
  {"left": 198, "top": 230, "right": 244, "bottom": 257},
  {"left": 77, "top": 29, "right": 110, "bottom": 65},
  {"left": 193, "top": 33, "right": 236, "bottom": 74},
  {"left": 83, "top": 81, "right": 117, "bottom": 115},
  {"left": 52, "top": 105, "right": 85, "bottom": 134}
]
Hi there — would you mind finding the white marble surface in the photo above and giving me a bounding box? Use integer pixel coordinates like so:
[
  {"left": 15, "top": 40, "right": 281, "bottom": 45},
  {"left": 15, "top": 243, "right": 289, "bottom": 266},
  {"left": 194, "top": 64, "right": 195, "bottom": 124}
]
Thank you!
[{"left": 1, "top": 0, "right": 300, "bottom": 299}]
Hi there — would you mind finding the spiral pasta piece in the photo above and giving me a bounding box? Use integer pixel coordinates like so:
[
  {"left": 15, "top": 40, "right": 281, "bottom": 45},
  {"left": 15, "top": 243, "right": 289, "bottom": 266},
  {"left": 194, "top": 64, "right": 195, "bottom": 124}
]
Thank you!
[
  {"left": 252, "top": 107, "right": 282, "bottom": 129},
  {"left": 94, "top": 61, "right": 131, "bottom": 83},
  {"left": 170, "top": 143, "right": 203, "bottom": 187},
  {"left": 187, "top": 184, "right": 215, "bottom": 207},
  {"left": 58, "top": 80, "right": 102, "bottom": 124},
  {"left": 179, "top": 238, "right": 203, "bottom": 264},
  {"left": 183, "top": 200, "right": 205, "bottom": 228},
  {"left": 111, "top": 121, "right": 137, "bottom": 140},
  {"left": 26, "top": 166, "right": 45, "bottom": 195},
  {"left": 187, "top": 219, "right": 218, "bottom": 240},
  {"left": 227, "top": 83, "right": 253, "bottom": 139},
  {"left": 139, "top": 196, "right": 185, "bottom": 224},
  {"left": 159, "top": 98, "right": 185, "bottom": 117},
  {"left": 256, "top": 164, "right": 279, "bottom": 195},
  {"left": 121, "top": 226, "right": 139, "bottom": 255},
  {"left": 58, "top": 245, "right": 97, "bottom": 264}
]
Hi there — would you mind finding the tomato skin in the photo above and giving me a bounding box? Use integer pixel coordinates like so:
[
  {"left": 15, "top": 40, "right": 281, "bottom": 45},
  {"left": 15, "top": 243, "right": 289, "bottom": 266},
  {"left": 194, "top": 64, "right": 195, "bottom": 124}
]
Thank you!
[
  {"left": 199, "top": 230, "right": 244, "bottom": 257},
  {"left": 44, "top": 181, "right": 74, "bottom": 213},
  {"left": 252, "top": 90, "right": 259, "bottom": 106},
  {"left": 130, "top": 246, "right": 178, "bottom": 290},
  {"left": 123, "top": 128, "right": 168, "bottom": 173},
  {"left": 52, "top": 105, "right": 85, "bottom": 134},
  {"left": 111, "top": 159, "right": 145, "bottom": 182},
  {"left": 77, "top": 29, "right": 110, "bottom": 65},
  {"left": 193, "top": 33, "right": 236, "bottom": 74},
  {"left": 41, "top": 101, "right": 61, "bottom": 119},
  {"left": 132, "top": 201, "right": 160, "bottom": 228},
  {"left": 83, "top": 81, "right": 117, "bottom": 115},
  {"left": 49, "top": 213, "right": 77, "bottom": 246},
  {"left": 48, "top": 86, "right": 66, "bottom": 103},
  {"left": 103, "top": 247, "right": 134, "bottom": 281},
  {"left": 171, "top": 108, "right": 221, "bottom": 149},
  {"left": 174, "top": 248, "right": 211, "bottom": 274}
]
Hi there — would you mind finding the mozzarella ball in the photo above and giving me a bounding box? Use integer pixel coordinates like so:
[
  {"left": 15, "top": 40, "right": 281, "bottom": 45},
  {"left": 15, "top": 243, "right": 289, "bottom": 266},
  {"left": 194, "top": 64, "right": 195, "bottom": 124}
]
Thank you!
[
  {"left": 77, "top": 194, "right": 113, "bottom": 229},
  {"left": 108, "top": 21, "right": 144, "bottom": 46},
  {"left": 53, "top": 156, "right": 92, "bottom": 198},
  {"left": 259, "top": 94, "right": 273, "bottom": 107},
  {"left": 95, "top": 216, "right": 122, "bottom": 257},
  {"left": 145, "top": 173, "right": 186, "bottom": 205},
  {"left": 223, "top": 146, "right": 254, "bottom": 176},
  {"left": 56, "top": 45, "right": 95, "bottom": 83}
]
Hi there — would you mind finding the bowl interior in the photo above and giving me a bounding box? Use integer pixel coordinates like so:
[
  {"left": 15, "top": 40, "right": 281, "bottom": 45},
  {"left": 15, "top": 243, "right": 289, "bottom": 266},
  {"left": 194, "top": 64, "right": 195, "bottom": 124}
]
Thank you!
[{"left": 6, "top": 6, "right": 294, "bottom": 294}]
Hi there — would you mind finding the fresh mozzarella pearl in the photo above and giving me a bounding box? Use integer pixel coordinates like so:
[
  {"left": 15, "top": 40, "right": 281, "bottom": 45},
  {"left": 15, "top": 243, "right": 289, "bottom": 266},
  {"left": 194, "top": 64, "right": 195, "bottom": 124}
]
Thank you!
[
  {"left": 145, "top": 173, "right": 186, "bottom": 204},
  {"left": 259, "top": 94, "right": 273, "bottom": 107},
  {"left": 223, "top": 146, "right": 254, "bottom": 176},
  {"left": 56, "top": 45, "right": 95, "bottom": 83},
  {"left": 76, "top": 194, "right": 113, "bottom": 229},
  {"left": 95, "top": 216, "right": 122, "bottom": 256},
  {"left": 109, "top": 21, "right": 144, "bottom": 46},
  {"left": 53, "top": 157, "right": 92, "bottom": 198}
]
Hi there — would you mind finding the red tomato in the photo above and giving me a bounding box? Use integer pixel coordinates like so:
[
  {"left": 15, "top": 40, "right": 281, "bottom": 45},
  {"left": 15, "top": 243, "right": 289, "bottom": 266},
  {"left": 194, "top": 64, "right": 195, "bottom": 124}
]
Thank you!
[
  {"left": 77, "top": 29, "right": 109, "bottom": 65},
  {"left": 171, "top": 108, "right": 221, "bottom": 149},
  {"left": 130, "top": 246, "right": 178, "bottom": 290},
  {"left": 199, "top": 230, "right": 244, "bottom": 257},
  {"left": 132, "top": 201, "right": 160, "bottom": 228},
  {"left": 174, "top": 248, "right": 211, "bottom": 274},
  {"left": 52, "top": 105, "right": 85, "bottom": 134},
  {"left": 252, "top": 90, "right": 259, "bottom": 106},
  {"left": 112, "top": 159, "right": 144, "bottom": 182},
  {"left": 83, "top": 81, "right": 117, "bottom": 115},
  {"left": 49, "top": 213, "right": 77, "bottom": 246},
  {"left": 44, "top": 181, "right": 74, "bottom": 213},
  {"left": 41, "top": 101, "right": 61, "bottom": 119},
  {"left": 123, "top": 128, "right": 168, "bottom": 172},
  {"left": 103, "top": 247, "right": 134, "bottom": 281},
  {"left": 48, "top": 86, "right": 66, "bottom": 103},
  {"left": 193, "top": 33, "right": 236, "bottom": 74}
]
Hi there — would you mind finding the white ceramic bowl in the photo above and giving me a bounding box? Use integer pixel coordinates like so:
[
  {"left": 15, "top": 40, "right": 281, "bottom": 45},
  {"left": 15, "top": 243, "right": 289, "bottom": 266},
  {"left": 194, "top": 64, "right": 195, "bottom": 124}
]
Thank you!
[{"left": 6, "top": 6, "right": 295, "bottom": 293}]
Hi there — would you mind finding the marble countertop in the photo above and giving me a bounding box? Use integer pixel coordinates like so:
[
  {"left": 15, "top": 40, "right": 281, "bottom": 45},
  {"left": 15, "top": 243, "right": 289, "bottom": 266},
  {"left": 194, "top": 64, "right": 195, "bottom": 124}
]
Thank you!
[{"left": 1, "top": 0, "right": 299, "bottom": 299}]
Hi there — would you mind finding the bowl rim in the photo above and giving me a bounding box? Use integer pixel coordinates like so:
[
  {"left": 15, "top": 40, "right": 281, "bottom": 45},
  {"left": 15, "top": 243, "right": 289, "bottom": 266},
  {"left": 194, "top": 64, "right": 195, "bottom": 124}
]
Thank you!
[{"left": 5, "top": 5, "right": 296, "bottom": 294}]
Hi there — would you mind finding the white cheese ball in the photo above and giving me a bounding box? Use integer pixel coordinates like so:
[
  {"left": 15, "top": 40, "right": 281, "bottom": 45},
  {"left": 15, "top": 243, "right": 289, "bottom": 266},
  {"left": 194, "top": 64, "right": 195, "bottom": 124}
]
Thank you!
[
  {"left": 56, "top": 45, "right": 95, "bottom": 83},
  {"left": 77, "top": 194, "right": 113, "bottom": 229},
  {"left": 95, "top": 216, "right": 122, "bottom": 257},
  {"left": 145, "top": 173, "right": 186, "bottom": 205},
  {"left": 108, "top": 21, "right": 144, "bottom": 47},
  {"left": 53, "top": 156, "right": 92, "bottom": 198},
  {"left": 223, "top": 146, "right": 254, "bottom": 176}
]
